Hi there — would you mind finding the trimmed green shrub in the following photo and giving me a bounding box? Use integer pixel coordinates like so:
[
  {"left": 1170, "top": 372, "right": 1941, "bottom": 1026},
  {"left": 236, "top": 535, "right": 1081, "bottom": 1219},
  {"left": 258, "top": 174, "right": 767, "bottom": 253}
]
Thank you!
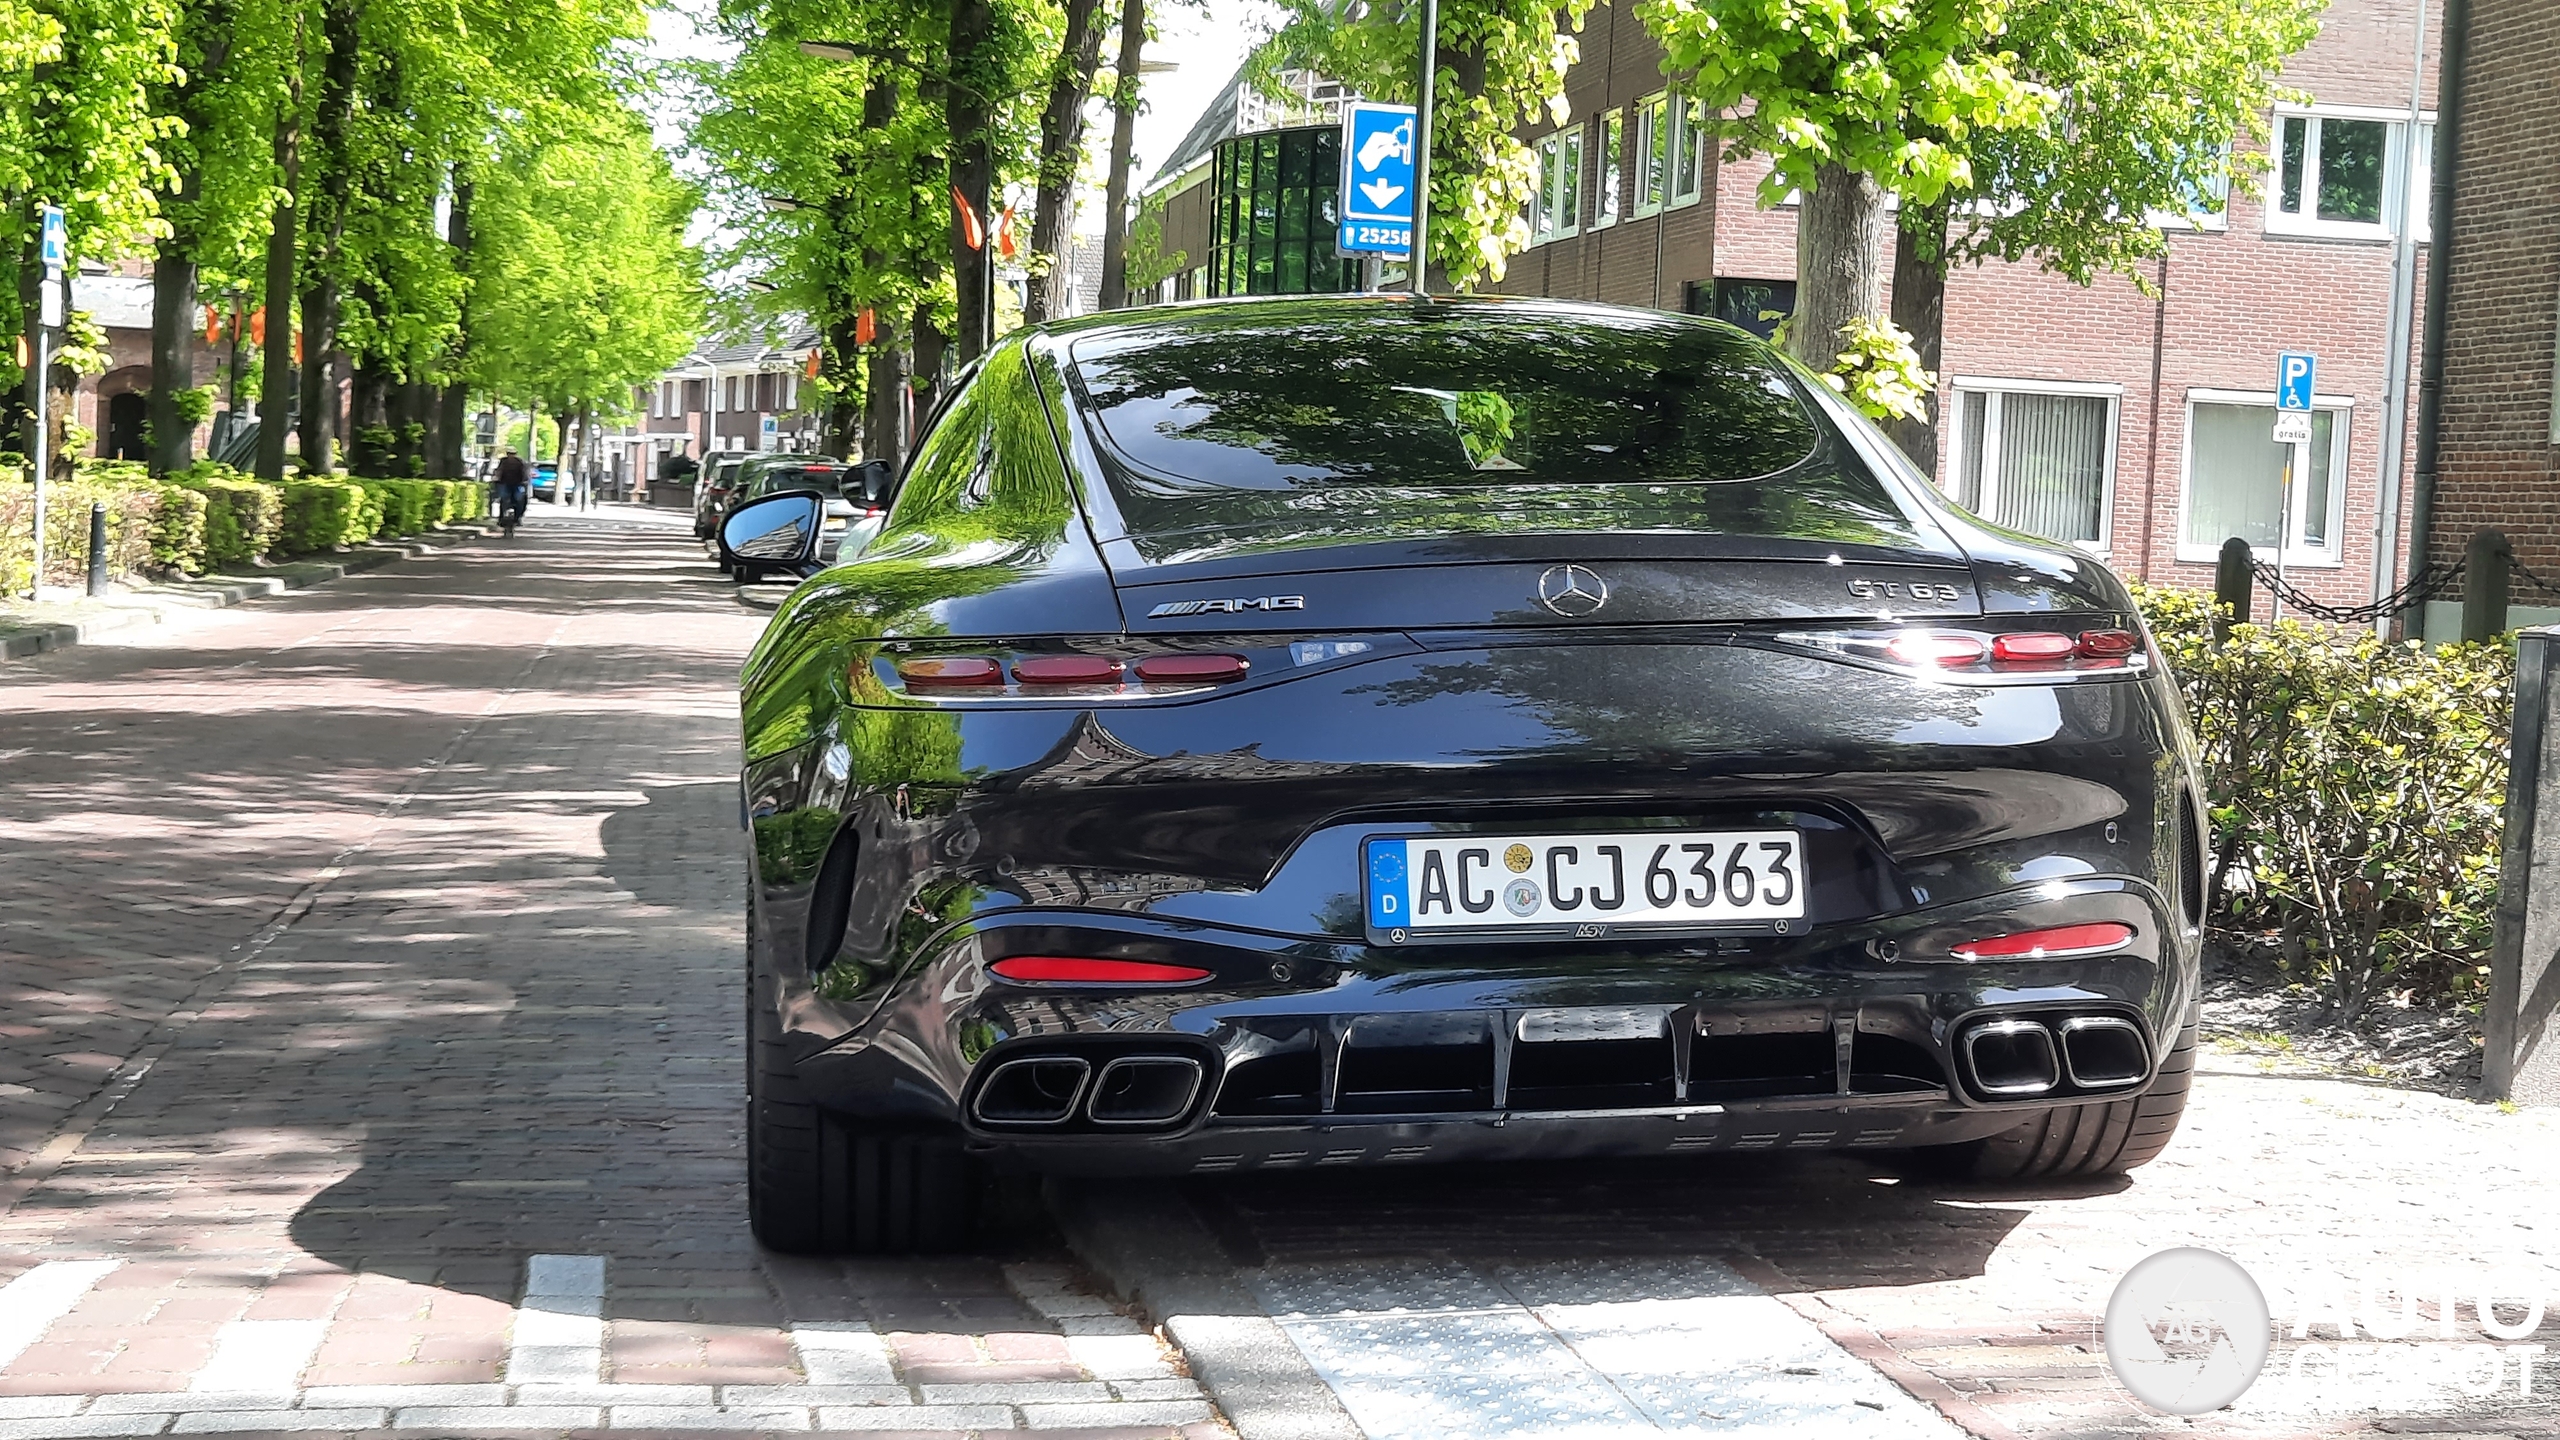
[
  {"left": 2136, "top": 583, "right": 2512, "bottom": 1016},
  {"left": 0, "top": 473, "right": 166, "bottom": 590},
  {"left": 169, "top": 461, "right": 284, "bottom": 566},
  {"left": 150, "top": 483, "right": 209, "bottom": 573},
  {"left": 361, "top": 479, "right": 434, "bottom": 538},
  {"left": 276, "top": 478, "right": 376, "bottom": 553}
]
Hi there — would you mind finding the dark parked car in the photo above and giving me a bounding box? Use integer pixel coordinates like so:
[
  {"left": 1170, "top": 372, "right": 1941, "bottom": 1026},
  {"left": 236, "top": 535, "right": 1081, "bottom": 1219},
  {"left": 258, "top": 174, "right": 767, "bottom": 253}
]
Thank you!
[
  {"left": 721, "top": 455, "right": 885, "bottom": 583},
  {"left": 691, "top": 451, "right": 755, "bottom": 541},
  {"left": 718, "top": 295, "right": 2206, "bottom": 1254}
]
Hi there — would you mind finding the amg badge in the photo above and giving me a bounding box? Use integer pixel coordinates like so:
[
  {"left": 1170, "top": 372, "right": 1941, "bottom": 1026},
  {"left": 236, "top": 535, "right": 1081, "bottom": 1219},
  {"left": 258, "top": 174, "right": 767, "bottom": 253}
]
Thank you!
[{"left": 1147, "top": 596, "right": 1307, "bottom": 618}]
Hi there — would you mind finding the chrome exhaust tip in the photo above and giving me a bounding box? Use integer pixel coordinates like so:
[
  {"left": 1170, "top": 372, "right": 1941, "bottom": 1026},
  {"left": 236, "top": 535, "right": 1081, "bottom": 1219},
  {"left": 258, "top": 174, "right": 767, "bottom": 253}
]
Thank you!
[
  {"left": 1087, "top": 1055, "right": 1206, "bottom": 1125},
  {"left": 972, "top": 1056, "right": 1092, "bottom": 1125},
  {"left": 2058, "top": 1015, "right": 2150, "bottom": 1089},
  {"left": 1960, "top": 1018, "right": 2060, "bottom": 1098}
]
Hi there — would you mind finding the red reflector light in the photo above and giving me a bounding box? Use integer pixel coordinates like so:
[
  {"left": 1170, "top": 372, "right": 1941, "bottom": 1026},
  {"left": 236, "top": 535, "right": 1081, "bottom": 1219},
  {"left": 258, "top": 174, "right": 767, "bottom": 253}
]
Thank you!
[
  {"left": 1950, "top": 923, "right": 2136, "bottom": 962},
  {"left": 2077, "top": 629, "right": 2140, "bottom": 658},
  {"left": 989, "top": 956, "right": 1214, "bottom": 985},
  {"left": 1886, "top": 632, "right": 1988, "bottom": 667},
  {"left": 1134, "top": 653, "right": 1249, "bottom": 684},
  {"left": 1989, "top": 631, "right": 2075, "bottom": 663},
  {"left": 897, "top": 656, "right": 1002, "bottom": 687},
  {"left": 1013, "top": 654, "right": 1125, "bottom": 685}
]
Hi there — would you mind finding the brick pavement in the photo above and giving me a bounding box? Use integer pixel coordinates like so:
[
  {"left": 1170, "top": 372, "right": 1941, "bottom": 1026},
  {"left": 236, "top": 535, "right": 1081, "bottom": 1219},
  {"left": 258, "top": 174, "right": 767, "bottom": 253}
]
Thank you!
[
  {"left": 0, "top": 508, "right": 1228, "bottom": 1439},
  {"left": 1160, "top": 1052, "right": 2560, "bottom": 1439}
]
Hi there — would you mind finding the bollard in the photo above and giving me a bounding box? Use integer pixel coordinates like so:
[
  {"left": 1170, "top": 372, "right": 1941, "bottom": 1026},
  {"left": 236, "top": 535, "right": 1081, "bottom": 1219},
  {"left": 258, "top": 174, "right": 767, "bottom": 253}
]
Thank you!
[
  {"left": 85, "top": 501, "right": 107, "bottom": 597},
  {"left": 2213, "top": 536, "right": 2254, "bottom": 642},
  {"left": 2463, "top": 528, "right": 2512, "bottom": 644},
  {"left": 2487, "top": 625, "right": 2560, "bottom": 1102}
]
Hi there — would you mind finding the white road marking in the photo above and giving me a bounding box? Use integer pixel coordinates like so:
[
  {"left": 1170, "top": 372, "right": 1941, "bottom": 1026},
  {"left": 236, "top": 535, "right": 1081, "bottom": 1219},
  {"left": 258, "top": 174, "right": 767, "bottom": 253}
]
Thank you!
[
  {"left": 1255, "top": 1257, "right": 1961, "bottom": 1439},
  {"left": 0, "top": 1261, "right": 118, "bottom": 1372},
  {"left": 790, "top": 1324, "right": 895, "bottom": 1386},
  {"left": 188, "top": 1319, "right": 328, "bottom": 1394},
  {"left": 506, "top": 1254, "right": 606, "bottom": 1385}
]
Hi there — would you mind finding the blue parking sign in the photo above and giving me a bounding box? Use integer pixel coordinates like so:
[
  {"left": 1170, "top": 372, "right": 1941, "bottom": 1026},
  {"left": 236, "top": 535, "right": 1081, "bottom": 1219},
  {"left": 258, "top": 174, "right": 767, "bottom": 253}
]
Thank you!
[
  {"left": 1338, "top": 102, "right": 1417, "bottom": 256},
  {"left": 38, "top": 205, "right": 64, "bottom": 270},
  {"left": 2277, "top": 352, "right": 2316, "bottom": 412}
]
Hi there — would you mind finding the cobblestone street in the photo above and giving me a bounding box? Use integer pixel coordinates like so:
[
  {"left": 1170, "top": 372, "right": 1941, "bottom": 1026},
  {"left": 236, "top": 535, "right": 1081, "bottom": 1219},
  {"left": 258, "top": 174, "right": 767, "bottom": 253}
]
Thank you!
[
  {"left": 0, "top": 510, "right": 1215, "bottom": 1438},
  {"left": 4, "top": 509, "right": 2558, "bottom": 1440}
]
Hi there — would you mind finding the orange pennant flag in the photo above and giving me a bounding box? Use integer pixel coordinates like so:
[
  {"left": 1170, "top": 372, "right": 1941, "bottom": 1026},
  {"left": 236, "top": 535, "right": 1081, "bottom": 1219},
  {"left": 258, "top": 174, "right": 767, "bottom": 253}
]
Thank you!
[
  {"left": 994, "top": 207, "right": 1019, "bottom": 260},
  {"left": 248, "top": 306, "right": 266, "bottom": 345},
  {"left": 804, "top": 348, "right": 822, "bottom": 379},
  {"left": 855, "top": 307, "right": 876, "bottom": 347},
  {"left": 951, "top": 186, "right": 984, "bottom": 251},
  {"left": 203, "top": 310, "right": 221, "bottom": 344}
]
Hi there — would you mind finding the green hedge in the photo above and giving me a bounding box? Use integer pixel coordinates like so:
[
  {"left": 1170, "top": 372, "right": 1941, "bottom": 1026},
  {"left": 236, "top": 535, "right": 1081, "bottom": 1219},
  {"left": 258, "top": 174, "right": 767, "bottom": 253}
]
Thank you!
[
  {"left": 2136, "top": 583, "right": 2511, "bottom": 1016},
  {"left": 275, "top": 477, "right": 375, "bottom": 553},
  {"left": 172, "top": 461, "right": 285, "bottom": 566}
]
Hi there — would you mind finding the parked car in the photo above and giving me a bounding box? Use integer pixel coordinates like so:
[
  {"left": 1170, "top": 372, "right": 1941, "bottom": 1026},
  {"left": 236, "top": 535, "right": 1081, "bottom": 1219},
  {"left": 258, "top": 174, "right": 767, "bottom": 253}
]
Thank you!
[
  {"left": 692, "top": 451, "right": 757, "bottom": 542},
  {"left": 721, "top": 455, "right": 887, "bottom": 584},
  {"left": 716, "top": 295, "right": 2207, "bottom": 1254},
  {"left": 530, "top": 461, "right": 573, "bottom": 503}
]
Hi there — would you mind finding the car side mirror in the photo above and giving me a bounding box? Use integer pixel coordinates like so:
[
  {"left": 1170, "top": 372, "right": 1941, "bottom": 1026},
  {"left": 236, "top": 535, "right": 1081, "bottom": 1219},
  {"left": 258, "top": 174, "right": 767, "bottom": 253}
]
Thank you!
[
  {"left": 718, "top": 491, "right": 827, "bottom": 571},
  {"left": 848, "top": 459, "right": 896, "bottom": 510}
]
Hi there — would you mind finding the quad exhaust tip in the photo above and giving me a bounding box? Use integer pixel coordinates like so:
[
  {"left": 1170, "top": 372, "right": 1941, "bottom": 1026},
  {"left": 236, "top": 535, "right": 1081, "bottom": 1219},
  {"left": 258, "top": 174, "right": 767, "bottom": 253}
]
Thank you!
[
  {"left": 970, "top": 1051, "right": 1206, "bottom": 1129},
  {"left": 1955, "top": 1012, "right": 2150, "bottom": 1100}
]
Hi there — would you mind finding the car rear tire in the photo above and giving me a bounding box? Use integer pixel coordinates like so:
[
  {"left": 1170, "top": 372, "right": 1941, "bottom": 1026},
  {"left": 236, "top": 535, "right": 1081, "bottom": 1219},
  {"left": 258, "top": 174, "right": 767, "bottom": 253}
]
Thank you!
[
  {"left": 745, "top": 951, "right": 976, "bottom": 1254},
  {"left": 1919, "top": 1010, "right": 2197, "bottom": 1182}
]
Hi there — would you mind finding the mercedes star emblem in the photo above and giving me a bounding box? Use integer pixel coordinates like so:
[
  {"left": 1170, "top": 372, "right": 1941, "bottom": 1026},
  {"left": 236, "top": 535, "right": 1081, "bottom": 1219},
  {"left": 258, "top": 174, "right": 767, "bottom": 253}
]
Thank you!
[{"left": 1536, "top": 563, "right": 1610, "bottom": 617}]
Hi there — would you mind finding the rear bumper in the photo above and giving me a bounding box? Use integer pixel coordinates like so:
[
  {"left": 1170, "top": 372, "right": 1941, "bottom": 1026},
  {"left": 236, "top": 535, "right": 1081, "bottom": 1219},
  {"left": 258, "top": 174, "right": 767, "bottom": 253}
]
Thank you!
[{"left": 782, "top": 874, "right": 2195, "bottom": 1173}]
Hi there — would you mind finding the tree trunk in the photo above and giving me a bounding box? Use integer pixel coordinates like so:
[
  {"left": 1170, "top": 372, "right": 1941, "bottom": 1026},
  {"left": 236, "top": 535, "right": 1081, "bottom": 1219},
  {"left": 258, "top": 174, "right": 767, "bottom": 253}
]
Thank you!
[
  {"left": 14, "top": 243, "right": 38, "bottom": 468},
  {"left": 1096, "top": 0, "right": 1144, "bottom": 311},
  {"left": 948, "top": 0, "right": 997, "bottom": 361},
  {"left": 1025, "top": 0, "right": 1108, "bottom": 324},
  {"left": 910, "top": 306, "right": 948, "bottom": 423},
  {"left": 347, "top": 357, "right": 386, "bottom": 473},
  {"left": 864, "top": 340, "right": 905, "bottom": 467},
  {"left": 255, "top": 84, "right": 301, "bottom": 481},
  {"left": 296, "top": 0, "right": 359, "bottom": 475},
  {"left": 1885, "top": 200, "right": 1948, "bottom": 476},
  {"left": 148, "top": 244, "right": 199, "bottom": 475},
  {"left": 433, "top": 167, "right": 471, "bottom": 478},
  {"left": 1785, "top": 163, "right": 1887, "bottom": 374}
]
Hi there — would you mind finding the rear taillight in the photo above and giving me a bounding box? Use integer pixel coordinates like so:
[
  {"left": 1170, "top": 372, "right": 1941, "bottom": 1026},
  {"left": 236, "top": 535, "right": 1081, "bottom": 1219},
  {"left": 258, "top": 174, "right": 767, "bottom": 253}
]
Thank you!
[
  {"left": 1950, "top": 923, "right": 2135, "bottom": 961},
  {"left": 897, "top": 656, "right": 1002, "bottom": 688},
  {"left": 989, "top": 956, "right": 1213, "bottom": 985},
  {"left": 1134, "top": 653, "right": 1248, "bottom": 684},
  {"left": 1778, "top": 619, "right": 2150, "bottom": 683},
  {"left": 1013, "top": 655, "right": 1125, "bottom": 685}
]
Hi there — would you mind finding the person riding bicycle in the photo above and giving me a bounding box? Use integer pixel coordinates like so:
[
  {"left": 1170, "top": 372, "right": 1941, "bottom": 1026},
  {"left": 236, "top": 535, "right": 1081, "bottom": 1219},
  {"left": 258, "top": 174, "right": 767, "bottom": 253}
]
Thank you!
[{"left": 493, "top": 450, "right": 530, "bottom": 530}]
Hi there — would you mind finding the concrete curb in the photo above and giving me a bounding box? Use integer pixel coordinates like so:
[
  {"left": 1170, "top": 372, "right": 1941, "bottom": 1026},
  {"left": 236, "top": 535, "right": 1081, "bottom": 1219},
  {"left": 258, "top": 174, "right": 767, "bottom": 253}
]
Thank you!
[
  {"left": 0, "top": 524, "right": 495, "bottom": 662},
  {"left": 1049, "top": 1180, "right": 1364, "bottom": 1440}
]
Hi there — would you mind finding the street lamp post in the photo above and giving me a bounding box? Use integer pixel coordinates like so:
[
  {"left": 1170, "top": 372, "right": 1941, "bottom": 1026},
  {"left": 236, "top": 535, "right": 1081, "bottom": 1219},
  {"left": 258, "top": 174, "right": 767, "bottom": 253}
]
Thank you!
[{"left": 1409, "top": 0, "right": 1438, "bottom": 297}]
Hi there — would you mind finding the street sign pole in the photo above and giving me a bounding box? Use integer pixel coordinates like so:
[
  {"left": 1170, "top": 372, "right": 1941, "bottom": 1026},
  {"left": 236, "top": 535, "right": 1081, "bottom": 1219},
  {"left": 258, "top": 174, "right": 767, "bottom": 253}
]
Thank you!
[
  {"left": 30, "top": 204, "right": 64, "bottom": 599},
  {"left": 1409, "top": 0, "right": 1437, "bottom": 296},
  {"left": 2269, "top": 350, "right": 2318, "bottom": 624}
]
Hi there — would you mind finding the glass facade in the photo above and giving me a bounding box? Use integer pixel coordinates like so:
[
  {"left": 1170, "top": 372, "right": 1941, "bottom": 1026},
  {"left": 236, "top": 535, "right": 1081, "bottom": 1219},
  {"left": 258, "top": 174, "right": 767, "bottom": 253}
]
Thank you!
[{"left": 1208, "top": 125, "right": 1363, "bottom": 298}]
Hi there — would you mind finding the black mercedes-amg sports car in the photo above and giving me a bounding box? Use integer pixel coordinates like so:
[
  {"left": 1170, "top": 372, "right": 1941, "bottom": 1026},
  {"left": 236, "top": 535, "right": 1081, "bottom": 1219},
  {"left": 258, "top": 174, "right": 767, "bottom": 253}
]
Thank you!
[{"left": 719, "top": 294, "right": 2206, "bottom": 1254}]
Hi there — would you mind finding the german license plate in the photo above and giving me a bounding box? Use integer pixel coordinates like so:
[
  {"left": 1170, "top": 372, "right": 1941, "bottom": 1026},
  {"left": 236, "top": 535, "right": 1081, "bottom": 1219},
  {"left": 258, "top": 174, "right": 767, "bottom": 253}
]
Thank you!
[{"left": 1364, "top": 829, "right": 1805, "bottom": 937}]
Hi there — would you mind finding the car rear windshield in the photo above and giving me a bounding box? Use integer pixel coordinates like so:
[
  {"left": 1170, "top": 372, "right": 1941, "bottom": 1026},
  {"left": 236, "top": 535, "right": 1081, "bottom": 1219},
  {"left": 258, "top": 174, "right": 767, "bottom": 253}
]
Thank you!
[
  {"left": 1067, "top": 303, "right": 1913, "bottom": 548},
  {"left": 751, "top": 463, "right": 838, "bottom": 494}
]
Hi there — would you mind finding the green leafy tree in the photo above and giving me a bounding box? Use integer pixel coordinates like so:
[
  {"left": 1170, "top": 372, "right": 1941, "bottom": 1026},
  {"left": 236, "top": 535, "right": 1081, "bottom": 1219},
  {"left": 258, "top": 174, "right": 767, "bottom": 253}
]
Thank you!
[
  {"left": 1271, "top": 0, "right": 1596, "bottom": 288},
  {"left": 1882, "top": 0, "right": 2324, "bottom": 469},
  {"left": 1639, "top": 0, "right": 2049, "bottom": 397}
]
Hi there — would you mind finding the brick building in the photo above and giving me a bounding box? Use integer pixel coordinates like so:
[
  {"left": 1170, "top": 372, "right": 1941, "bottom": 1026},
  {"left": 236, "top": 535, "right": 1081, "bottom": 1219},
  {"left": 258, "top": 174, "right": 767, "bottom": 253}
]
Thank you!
[
  {"left": 2425, "top": 0, "right": 2560, "bottom": 633},
  {"left": 1132, "top": 0, "right": 2441, "bottom": 617}
]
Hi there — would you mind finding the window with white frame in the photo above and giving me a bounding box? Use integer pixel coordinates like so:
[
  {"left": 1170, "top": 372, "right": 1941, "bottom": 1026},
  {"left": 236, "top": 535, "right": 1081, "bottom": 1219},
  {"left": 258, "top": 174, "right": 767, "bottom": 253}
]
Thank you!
[
  {"left": 1593, "top": 110, "right": 1623, "bottom": 229},
  {"left": 2181, "top": 391, "right": 2350, "bottom": 564},
  {"left": 660, "top": 381, "right": 676, "bottom": 416},
  {"left": 1633, "top": 94, "right": 1670, "bottom": 215},
  {"left": 1670, "top": 97, "right": 1704, "bottom": 207},
  {"left": 1947, "top": 379, "right": 2120, "bottom": 549},
  {"left": 2268, "top": 107, "right": 2433, "bottom": 239},
  {"left": 1529, "top": 127, "right": 1583, "bottom": 242},
  {"left": 2150, "top": 141, "right": 2234, "bottom": 232}
]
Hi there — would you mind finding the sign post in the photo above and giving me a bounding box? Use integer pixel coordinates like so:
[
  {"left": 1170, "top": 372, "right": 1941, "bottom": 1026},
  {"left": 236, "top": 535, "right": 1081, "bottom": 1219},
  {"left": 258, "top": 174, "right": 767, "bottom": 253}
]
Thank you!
[
  {"left": 28, "top": 205, "right": 65, "bottom": 598},
  {"left": 1337, "top": 102, "right": 1418, "bottom": 270},
  {"left": 2269, "top": 352, "right": 2316, "bottom": 622}
]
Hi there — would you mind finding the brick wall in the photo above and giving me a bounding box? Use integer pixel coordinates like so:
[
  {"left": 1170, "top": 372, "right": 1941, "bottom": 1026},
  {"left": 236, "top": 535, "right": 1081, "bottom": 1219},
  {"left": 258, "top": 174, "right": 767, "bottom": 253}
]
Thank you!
[
  {"left": 2430, "top": 0, "right": 2560, "bottom": 586},
  {"left": 1497, "top": 0, "right": 2436, "bottom": 613}
]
